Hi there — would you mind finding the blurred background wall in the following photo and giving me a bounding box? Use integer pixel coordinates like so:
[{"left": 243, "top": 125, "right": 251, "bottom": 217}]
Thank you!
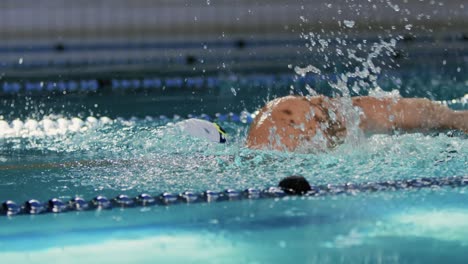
[
  {"left": 0, "top": 0, "right": 466, "bottom": 115},
  {"left": 0, "top": 0, "right": 466, "bottom": 87},
  {"left": 0, "top": 0, "right": 466, "bottom": 42}
]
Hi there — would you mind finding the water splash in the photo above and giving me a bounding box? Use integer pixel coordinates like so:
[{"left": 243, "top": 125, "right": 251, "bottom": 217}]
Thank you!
[
  {"left": 0, "top": 113, "right": 466, "bottom": 201},
  {"left": 293, "top": 2, "right": 416, "bottom": 145},
  {"left": 230, "top": 87, "right": 237, "bottom": 96},
  {"left": 386, "top": 0, "right": 400, "bottom": 12},
  {"left": 343, "top": 20, "right": 355, "bottom": 28},
  {"left": 368, "top": 87, "right": 401, "bottom": 99},
  {"left": 294, "top": 65, "right": 322, "bottom": 77},
  {"left": 437, "top": 94, "right": 468, "bottom": 109},
  {"left": 0, "top": 116, "right": 113, "bottom": 138}
]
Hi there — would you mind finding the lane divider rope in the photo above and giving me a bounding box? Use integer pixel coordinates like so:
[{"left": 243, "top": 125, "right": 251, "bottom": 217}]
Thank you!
[{"left": 1, "top": 175, "right": 467, "bottom": 217}]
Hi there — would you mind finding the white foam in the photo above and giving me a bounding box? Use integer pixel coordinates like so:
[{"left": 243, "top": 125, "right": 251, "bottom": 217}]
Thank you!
[{"left": 0, "top": 116, "right": 114, "bottom": 138}]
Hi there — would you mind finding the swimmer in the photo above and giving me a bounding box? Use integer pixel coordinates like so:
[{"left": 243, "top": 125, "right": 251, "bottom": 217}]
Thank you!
[
  {"left": 1, "top": 97, "right": 465, "bottom": 171},
  {"left": 246, "top": 95, "right": 468, "bottom": 151}
]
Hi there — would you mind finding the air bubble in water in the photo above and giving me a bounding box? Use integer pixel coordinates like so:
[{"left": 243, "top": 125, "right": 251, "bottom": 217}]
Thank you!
[
  {"left": 405, "top": 24, "right": 413, "bottom": 30},
  {"left": 231, "top": 87, "right": 237, "bottom": 96}
]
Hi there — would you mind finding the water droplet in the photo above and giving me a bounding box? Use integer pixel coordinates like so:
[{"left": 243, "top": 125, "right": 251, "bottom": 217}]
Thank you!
[
  {"left": 294, "top": 65, "right": 321, "bottom": 77},
  {"left": 343, "top": 20, "right": 355, "bottom": 28},
  {"left": 387, "top": 1, "right": 400, "bottom": 11},
  {"left": 305, "top": 84, "right": 317, "bottom": 96},
  {"left": 231, "top": 87, "right": 237, "bottom": 96}
]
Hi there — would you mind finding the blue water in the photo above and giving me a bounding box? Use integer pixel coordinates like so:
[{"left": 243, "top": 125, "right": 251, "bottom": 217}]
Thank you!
[
  {"left": 0, "top": 116, "right": 466, "bottom": 200},
  {"left": 1, "top": 189, "right": 468, "bottom": 263},
  {"left": 0, "top": 37, "right": 468, "bottom": 263},
  {"left": 0, "top": 101, "right": 467, "bottom": 263}
]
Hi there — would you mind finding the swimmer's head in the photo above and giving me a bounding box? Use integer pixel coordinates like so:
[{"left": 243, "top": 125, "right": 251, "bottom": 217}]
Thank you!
[
  {"left": 246, "top": 96, "right": 343, "bottom": 152},
  {"left": 246, "top": 96, "right": 321, "bottom": 151},
  {"left": 176, "top": 118, "right": 227, "bottom": 143}
]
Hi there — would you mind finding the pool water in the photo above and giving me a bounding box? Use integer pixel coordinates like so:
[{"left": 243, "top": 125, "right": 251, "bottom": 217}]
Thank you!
[
  {"left": 1, "top": 35, "right": 468, "bottom": 263},
  {"left": 1, "top": 187, "right": 468, "bottom": 263},
  {"left": 0, "top": 111, "right": 467, "bottom": 198},
  {"left": 0, "top": 95, "right": 467, "bottom": 263}
]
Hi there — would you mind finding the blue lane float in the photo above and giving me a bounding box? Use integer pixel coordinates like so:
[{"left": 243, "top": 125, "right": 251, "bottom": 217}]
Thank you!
[
  {"left": 1, "top": 73, "right": 293, "bottom": 94},
  {"left": 1, "top": 175, "right": 467, "bottom": 217}
]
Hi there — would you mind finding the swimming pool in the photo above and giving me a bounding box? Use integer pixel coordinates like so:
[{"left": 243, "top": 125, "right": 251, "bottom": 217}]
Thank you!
[{"left": 1, "top": 23, "right": 468, "bottom": 264}]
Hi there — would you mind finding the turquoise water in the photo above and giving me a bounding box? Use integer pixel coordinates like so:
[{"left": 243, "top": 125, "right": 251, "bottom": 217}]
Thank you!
[
  {"left": 0, "top": 38, "right": 468, "bottom": 263},
  {"left": 0, "top": 114, "right": 466, "bottom": 201},
  {"left": 0, "top": 94, "right": 467, "bottom": 263},
  {"left": 1, "top": 188, "right": 468, "bottom": 263}
]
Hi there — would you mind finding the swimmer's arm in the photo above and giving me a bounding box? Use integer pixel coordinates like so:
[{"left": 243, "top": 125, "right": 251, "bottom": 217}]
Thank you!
[{"left": 352, "top": 97, "right": 468, "bottom": 134}]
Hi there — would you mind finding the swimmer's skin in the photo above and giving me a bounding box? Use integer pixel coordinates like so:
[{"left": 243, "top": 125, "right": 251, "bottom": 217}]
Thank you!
[{"left": 246, "top": 96, "right": 468, "bottom": 151}]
